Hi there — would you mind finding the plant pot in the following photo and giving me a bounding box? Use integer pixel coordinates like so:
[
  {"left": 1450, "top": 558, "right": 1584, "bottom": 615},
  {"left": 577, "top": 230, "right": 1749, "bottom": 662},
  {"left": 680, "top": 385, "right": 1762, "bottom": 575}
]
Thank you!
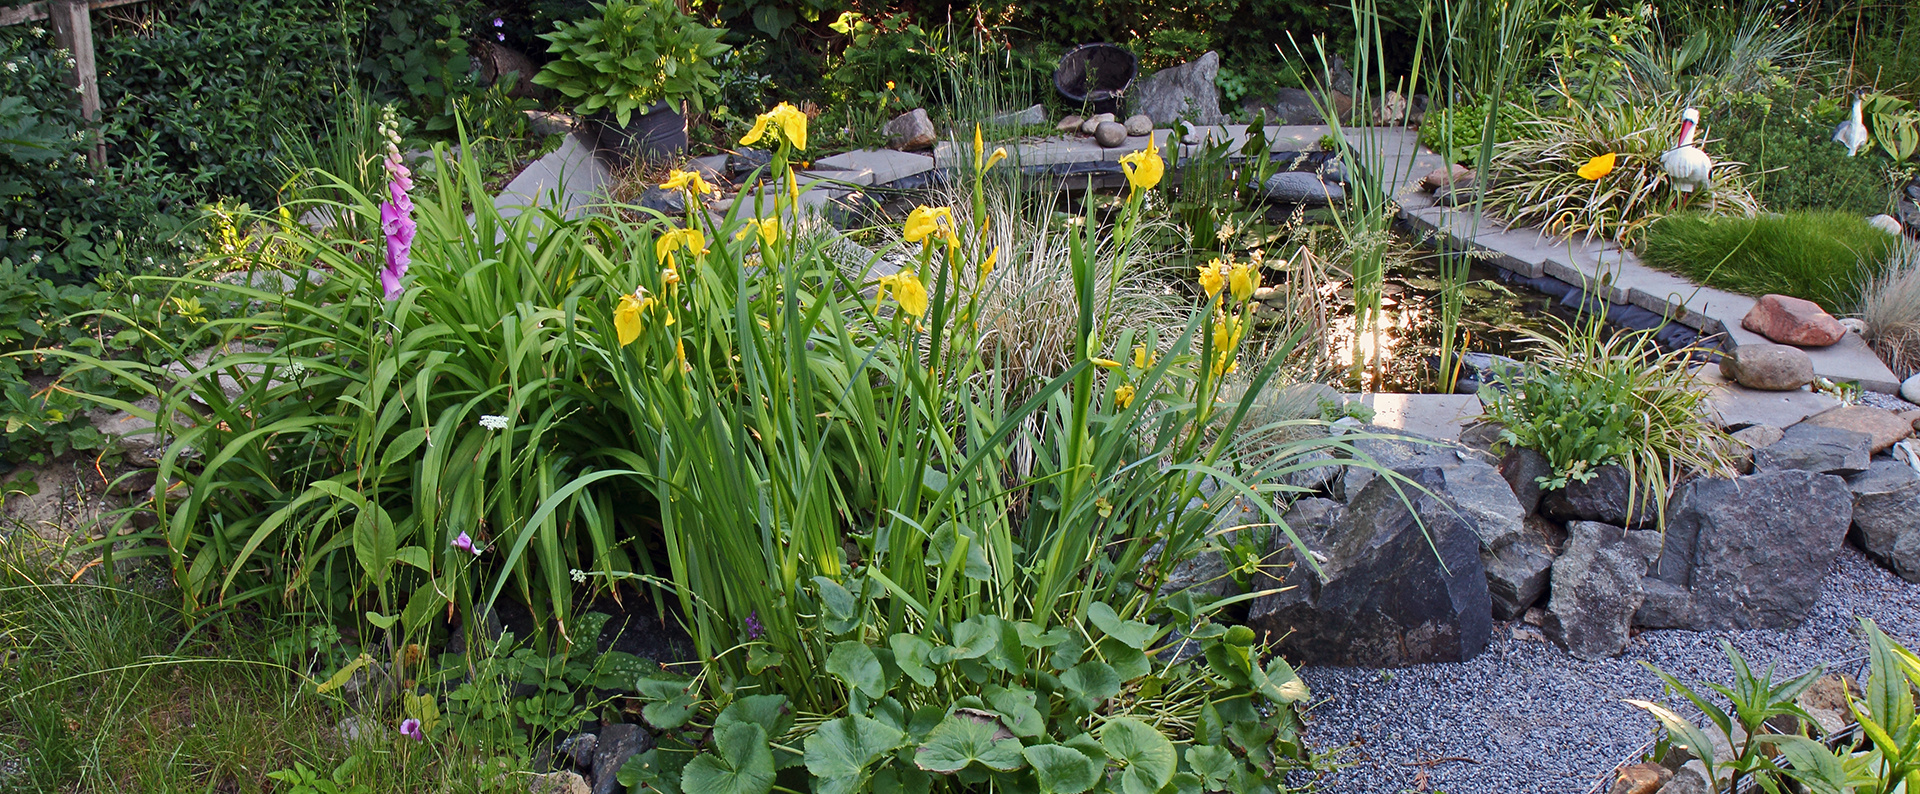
[
  {"left": 590, "top": 101, "right": 687, "bottom": 163},
  {"left": 1054, "top": 43, "right": 1137, "bottom": 116}
]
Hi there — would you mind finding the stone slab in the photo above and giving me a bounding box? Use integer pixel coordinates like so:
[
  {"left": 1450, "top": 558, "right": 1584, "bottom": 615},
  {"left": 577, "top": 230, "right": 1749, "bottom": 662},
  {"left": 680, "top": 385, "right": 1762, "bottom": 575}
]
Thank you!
[
  {"left": 1354, "top": 393, "right": 1484, "bottom": 442},
  {"left": 813, "top": 149, "right": 934, "bottom": 185},
  {"left": 495, "top": 132, "right": 610, "bottom": 220},
  {"left": 1695, "top": 367, "right": 1840, "bottom": 428},
  {"left": 1099, "top": 130, "right": 1175, "bottom": 161}
]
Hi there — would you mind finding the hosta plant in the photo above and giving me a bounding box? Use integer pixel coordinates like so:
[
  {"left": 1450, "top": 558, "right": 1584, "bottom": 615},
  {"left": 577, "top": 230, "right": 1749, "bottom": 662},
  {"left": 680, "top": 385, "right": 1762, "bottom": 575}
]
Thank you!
[{"left": 532, "top": 0, "right": 731, "bottom": 124}]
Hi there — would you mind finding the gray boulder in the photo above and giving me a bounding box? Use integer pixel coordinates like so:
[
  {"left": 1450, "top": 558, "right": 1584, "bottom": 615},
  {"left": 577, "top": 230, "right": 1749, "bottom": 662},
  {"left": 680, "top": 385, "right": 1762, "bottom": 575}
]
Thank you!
[
  {"left": 1260, "top": 172, "right": 1344, "bottom": 204},
  {"left": 1752, "top": 424, "right": 1872, "bottom": 476},
  {"left": 1123, "top": 114, "right": 1154, "bottom": 136},
  {"left": 1541, "top": 465, "right": 1658, "bottom": 528},
  {"left": 1248, "top": 468, "right": 1492, "bottom": 666},
  {"left": 1634, "top": 578, "right": 1693, "bottom": 629},
  {"left": 988, "top": 104, "right": 1048, "bottom": 127},
  {"left": 1093, "top": 121, "right": 1128, "bottom": 147},
  {"left": 1498, "top": 447, "right": 1551, "bottom": 515},
  {"left": 1847, "top": 460, "right": 1920, "bottom": 582},
  {"left": 1719, "top": 343, "right": 1814, "bottom": 391},
  {"left": 1544, "top": 522, "right": 1645, "bottom": 660},
  {"left": 884, "top": 108, "right": 936, "bottom": 151},
  {"left": 1650, "top": 471, "right": 1853, "bottom": 630},
  {"left": 591, "top": 723, "right": 654, "bottom": 794},
  {"left": 1247, "top": 87, "right": 1326, "bottom": 125},
  {"left": 1131, "top": 51, "right": 1228, "bottom": 126},
  {"left": 1485, "top": 531, "right": 1555, "bottom": 621}
]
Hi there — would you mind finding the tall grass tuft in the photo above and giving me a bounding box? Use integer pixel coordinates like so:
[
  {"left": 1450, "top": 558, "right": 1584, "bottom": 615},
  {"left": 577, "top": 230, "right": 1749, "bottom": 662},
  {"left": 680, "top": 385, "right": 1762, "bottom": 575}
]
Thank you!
[
  {"left": 1859, "top": 241, "right": 1920, "bottom": 379},
  {"left": 1640, "top": 210, "right": 1899, "bottom": 312}
]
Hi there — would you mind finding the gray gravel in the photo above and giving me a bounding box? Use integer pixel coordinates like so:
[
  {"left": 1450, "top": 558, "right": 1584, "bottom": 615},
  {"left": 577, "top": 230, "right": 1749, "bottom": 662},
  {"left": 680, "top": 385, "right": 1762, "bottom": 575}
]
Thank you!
[{"left": 1294, "top": 545, "right": 1920, "bottom": 794}]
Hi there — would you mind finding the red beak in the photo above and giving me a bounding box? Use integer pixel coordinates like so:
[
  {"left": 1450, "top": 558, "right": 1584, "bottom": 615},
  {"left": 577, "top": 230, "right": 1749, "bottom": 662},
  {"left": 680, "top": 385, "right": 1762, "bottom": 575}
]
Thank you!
[{"left": 1679, "top": 119, "right": 1696, "bottom": 144}]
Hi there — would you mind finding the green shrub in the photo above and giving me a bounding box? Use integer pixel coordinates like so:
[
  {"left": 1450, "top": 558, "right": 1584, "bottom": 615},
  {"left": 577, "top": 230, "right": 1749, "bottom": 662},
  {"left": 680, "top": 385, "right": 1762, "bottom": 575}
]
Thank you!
[
  {"left": 1714, "top": 88, "right": 1895, "bottom": 216},
  {"left": 1639, "top": 210, "right": 1898, "bottom": 312},
  {"left": 1479, "top": 316, "right": 1738, "bottom": 526},
  {"left": 1418, "top": 95, "right": 1527, "bottom": 166},
  {"left": 533, "top": 0, "right": 731, "bottom": 123}
]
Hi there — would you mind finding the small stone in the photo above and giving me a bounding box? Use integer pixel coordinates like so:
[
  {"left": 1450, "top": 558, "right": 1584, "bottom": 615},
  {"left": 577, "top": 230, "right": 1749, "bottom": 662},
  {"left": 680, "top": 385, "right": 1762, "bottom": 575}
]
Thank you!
[
  {"left": 1498, "top": 447, "right": 1551, "bottom": 515},
  {"left": 1080, "top": 112, "right": 1115, "bottom": 135},
  {"left": 557, "top": 733, "right": 598, "bottom": 769},
  {"left": 1634, "top": 577, "right": 1692, "bottom": 629},
  {"left": 1541, "top": 465, "right": 1657, "bottom": 529},
  {"left": 1752, "top": 423, "right": 1872, "bottom": 476},
  {"left": 1729, "top": 424, "right": 1785, "bottom": 473},
  {"left": 334, "top": 716, "right": 385, "bottom": 744},
  {"left": 1093, "top": 121, "right": 1128, "bottom": 148},
  {"left": 591, "top": 724, "right": 654, "bottom": 794},
  {"left": 1608, "top": 762, "right": 1672, "bottom": 794},
  {"left": 1870, "top": 214, "right": 1905, "bottom": 236},
  {"left": 1800, "top": 405, "right": 1913, "bottom": 454},
  {"left": 1123, "top": 114, "right": 1153, "bottom": 136},
  {"left": 1431, "top": 179, "right": 1479, "bottom": 207},
  {"left": 1718, "top": 343, "right": 1814, "bottom": 391},
  {"left": 529, "top": 771, "right": 591, "bottom": 794},
  {"left": 1422, "top": 164, "right": 1473, "bottom": 192},
  {"left": 884, "top": 108, "right": 937, "bottom": 152},
  {"left": 1741, "top": 294, "right": 1845, "bottom": 347},
  {"left": 1057, "top": 115, "right": 1085, "bottom": 133},
  {"left": 1902, "top": 372, "right": 1920, "bottom": 404},
  {"left": 988, "top": 104, "right": 1047, "bottom": 127},
  {"left": 1372, "top": 90, "right": 1409, "bottom": 125},
  {"left": 1840, "top": 317, "right": 1868, "bottom": 336}
]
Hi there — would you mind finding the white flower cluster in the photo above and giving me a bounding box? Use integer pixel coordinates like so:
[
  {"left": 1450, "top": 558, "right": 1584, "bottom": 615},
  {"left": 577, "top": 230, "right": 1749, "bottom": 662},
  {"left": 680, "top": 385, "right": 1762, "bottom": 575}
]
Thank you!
[
  {"left": 378, "top": 105, "right": 404, "bottom": 162},
  {"left": 478, "top": 414, "right": 509, "bottom": 431}
]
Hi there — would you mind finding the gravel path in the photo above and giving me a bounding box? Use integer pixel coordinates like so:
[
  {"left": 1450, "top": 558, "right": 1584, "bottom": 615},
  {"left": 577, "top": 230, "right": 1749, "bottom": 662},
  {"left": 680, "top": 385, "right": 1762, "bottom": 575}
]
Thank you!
[{"left": 1295, "top": 545, "right": 1920, "bottom": 794}]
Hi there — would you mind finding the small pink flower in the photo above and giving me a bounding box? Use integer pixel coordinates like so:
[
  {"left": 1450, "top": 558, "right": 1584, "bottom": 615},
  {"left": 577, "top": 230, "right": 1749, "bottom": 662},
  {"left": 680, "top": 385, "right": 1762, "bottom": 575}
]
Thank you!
[
  {"left": 399, "top": 718, "right": 424, "bottom": 741},
  {"left": 452, "top": 531, "right": 478, "bottom": 555}
]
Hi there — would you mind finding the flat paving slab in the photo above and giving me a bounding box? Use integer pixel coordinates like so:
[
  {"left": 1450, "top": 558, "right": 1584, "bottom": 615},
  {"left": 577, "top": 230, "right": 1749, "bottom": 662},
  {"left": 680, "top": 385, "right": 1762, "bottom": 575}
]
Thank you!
[
  {"left": 813, "top": 149, "right": 934, "bottom": 185},
  {"left": 495, "top": 132, "right": 610, "bottom": 220},
  {"left": 1354, "top": 393, "right": 1484, "bottom": 442},
  {"left": 1693, "top": 366, "right": 1841, "bottom": 428}
]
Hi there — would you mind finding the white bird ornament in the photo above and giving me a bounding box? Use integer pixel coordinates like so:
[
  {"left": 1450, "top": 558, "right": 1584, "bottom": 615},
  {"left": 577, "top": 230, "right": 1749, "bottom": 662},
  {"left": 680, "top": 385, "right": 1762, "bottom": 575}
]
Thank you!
[
  {"left": 1833, "top": 93, "right": 1870, "bottom": 157},
  {"left": 1660, "top": 107, "right": 1713, "bottom": 194}
]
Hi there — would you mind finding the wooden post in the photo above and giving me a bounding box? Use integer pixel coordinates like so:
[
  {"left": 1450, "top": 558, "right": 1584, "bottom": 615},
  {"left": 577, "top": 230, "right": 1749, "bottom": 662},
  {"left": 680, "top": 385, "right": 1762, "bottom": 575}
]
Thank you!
[{"left": 47, "top": 0, "right": 104, "bottom": 167}]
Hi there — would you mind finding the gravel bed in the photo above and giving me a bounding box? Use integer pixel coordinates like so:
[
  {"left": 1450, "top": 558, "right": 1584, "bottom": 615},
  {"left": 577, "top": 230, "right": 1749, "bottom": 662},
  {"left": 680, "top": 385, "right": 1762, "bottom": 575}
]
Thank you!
[{"left": 1294, "top": 545, "right": 1920, "bottom": 794}]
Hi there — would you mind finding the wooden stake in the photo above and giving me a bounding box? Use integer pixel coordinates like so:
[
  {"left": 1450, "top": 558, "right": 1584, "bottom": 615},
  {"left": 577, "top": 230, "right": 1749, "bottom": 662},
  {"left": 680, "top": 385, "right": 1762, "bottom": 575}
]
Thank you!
[{"left": 47, "top": 0, "right": 104, "bottom": 167}]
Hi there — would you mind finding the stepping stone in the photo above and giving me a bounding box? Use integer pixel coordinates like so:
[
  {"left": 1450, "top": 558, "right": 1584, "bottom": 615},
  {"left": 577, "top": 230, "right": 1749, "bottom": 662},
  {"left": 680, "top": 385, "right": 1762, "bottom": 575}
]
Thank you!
[
  {"left": 1352, "top": 393, "right": 1482, "bottom": 443},
  {"left": 813, "top": 149, "right": 933, "bottom": 186}
]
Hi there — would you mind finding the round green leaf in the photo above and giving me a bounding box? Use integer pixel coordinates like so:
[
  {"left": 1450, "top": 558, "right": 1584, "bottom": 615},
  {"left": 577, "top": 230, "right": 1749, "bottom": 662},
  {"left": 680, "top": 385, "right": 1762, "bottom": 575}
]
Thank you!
[
  {"left": 682, "top": 722, "right": 775, "bottom": 794},
  {"left": 1023, "top": 744, "right": 1098, "bottom": 794},
  {"left": 827, "top": 641, "right": 888, "bottom": 699},
  {"left": 913, "top": 713, "right": 1026, "bottom": 774},
  {"left": 1100, "top": 718, "right": 1176, "bottom": 791},
  {"left": 1060, "top": 661, "right": 1121, "bottom": 712}
]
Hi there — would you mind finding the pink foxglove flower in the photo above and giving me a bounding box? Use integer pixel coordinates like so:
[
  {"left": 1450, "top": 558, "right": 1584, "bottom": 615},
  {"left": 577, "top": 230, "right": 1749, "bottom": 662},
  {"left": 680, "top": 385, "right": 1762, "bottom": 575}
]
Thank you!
[{"left": 376, "top": 110, "right": 415, "bottom": 301}]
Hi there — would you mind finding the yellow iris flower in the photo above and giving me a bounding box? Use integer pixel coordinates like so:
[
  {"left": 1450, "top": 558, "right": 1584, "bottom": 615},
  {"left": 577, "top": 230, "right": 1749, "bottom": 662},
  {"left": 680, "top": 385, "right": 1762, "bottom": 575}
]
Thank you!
[
  {"left": 614, "top": 288, "right": 655, "bottom": 347},
  {"left": 1118, "top": 134, "right": 1164, "bottom": 196},
  {"left": 1132, "top": 344, "right": 1156, "bottom": 370},
  {"left": 981, "top": 246, "right": 999, "bottom": 279},
  {"left": 1229, "top": 259, "right": 1260, "bottom": 302},
  {"left": 1197, "top": 258, "right": 1229, "bottom": 299},
  {"left": 661, "top": 169, "right": 715, "bottom": 198},
  {"left": 876, "top": 269, "right": 929, "bottom": 317},
  {"left": 1114, "top": 383, "right": 1136, "bottom": 408},
  {"left": 1091, "top": 357, "right": 1122, "bottom": 369},
  {"left": 903, "top": 205, "right": 956, "bottom": 247},
  {"left": 972, "top": 125, "right": 1009, "bottom": 171},
  {"left": 655, "top": 228, "right": 708, "bottom": 268},
  {"left": 740, "top": 102, "right": 808, "bottom": 152},
  {"left": 1577, "top": 152, "right": 1617, "bottom": 181},
  {"left": 735, "top": 217, "right": 780, "bottom": 246}
]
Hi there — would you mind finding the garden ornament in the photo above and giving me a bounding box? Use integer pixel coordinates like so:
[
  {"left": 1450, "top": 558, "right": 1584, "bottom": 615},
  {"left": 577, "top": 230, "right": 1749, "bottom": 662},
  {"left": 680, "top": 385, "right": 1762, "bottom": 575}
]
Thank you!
[
  {"left": 1660, "top": 107, "right": 1713, "bottom": 194},
  {"left": 1833, "top": 92, "right": 1871, "bottom": 157}
]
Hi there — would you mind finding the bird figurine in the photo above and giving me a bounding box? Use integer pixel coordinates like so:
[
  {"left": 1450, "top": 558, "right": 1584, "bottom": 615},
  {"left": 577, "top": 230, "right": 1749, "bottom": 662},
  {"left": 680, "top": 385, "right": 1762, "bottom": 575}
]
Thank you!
[
  {"left": 1660, "top": 107, "right": 1713, "bottom": 194},
  {"left": 1833, "top": 92, "right": 1870, "bottom": 157}
]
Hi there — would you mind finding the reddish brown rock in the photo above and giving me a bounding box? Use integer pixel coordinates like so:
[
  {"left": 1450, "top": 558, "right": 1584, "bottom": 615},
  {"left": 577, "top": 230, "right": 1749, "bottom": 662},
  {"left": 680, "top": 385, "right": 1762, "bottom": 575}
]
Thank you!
[
  {"left": 1607, "top": 763, "right": 1672, "bottom": 794},
  {"left": 1801, "top": 404, "right": 1914, "bottom": 453},
  {"left": 1741, "top": 294, "right": 1845, "bottom": 347},
  {"left": 1422, "top": 164, "right": 1473, "bottom": 191}
]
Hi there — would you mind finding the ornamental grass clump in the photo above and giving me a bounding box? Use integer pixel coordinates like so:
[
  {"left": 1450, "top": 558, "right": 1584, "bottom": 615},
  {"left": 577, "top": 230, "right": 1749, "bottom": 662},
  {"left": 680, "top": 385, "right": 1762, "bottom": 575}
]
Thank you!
[
  {"left": 1478, "top": 315, "right": 1740, "bottom": 527},
  {"left": 1860, "top": 242, "right": 1920, "bottom": 378},
  {"left": 1640, "top": 211, "right": 1900, "bottom": 314},
  {"left": 1484, "top": 103, "right": 1759, "bottom": 245}
]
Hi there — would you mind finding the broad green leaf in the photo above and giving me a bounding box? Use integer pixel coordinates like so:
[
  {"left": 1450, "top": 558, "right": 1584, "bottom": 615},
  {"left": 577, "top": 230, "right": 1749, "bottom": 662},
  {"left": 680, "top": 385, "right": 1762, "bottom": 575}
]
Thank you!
[
  {"left": 814, "top": 576, "right": 857, "bottom": 620},
  {"left": 1627, "top": 700, "right": 1718, "bottom": 783},
  {"left": 1164, "top": 772, "right": 1203, "bottom": 794},
  {"left": 985, "top": 686, "right": 1044, "bottom": 738},
  {"left": 620, "top": 745, "right": 694, "bottom": 793},
  {"left": 828, "top": 641, "right": 888, "bottom": 699},
  {"left": 747, "top": 647, "right": 783, "bottom": 674},
  {"left": 1088, "top": 602, "right": 1157, "bottom": 650},
  {"left": 1101, "top": 718, "right": 1176, "bottom": 792},
  {"left": 871, "top": 762, "right": 932, "bottom": 794},
  {"left": 1185, "top": 745, "right": 1237, "bottom": 791},
  {"left": 1023, "top": 744, "right": 1098, "bottom": 794},
  {"left": 364, "top": 611, "right": 398, "bottom": 630},
  {"left": 891, "top": 633, "right": 937, "bottom": 688},
  {"left": 1866, "top": 620, "right": 1916, "bottom": 737},
  {"left": 638, "top": 676, "right": 699, "bottom": 730},
  {"left": 914, "top": 713, "right": 1026, "bottom": 773},
  {"left": 948, "top": 616, "right": 999, "bottom": 660},
  {"left": 1061, "top": 661, "right": 1121, "bottom": 712},
  {"left": 351, "top": 509, "right": 396, "bottom": 584},
  {"left": 805, "top": 715, "right": 906, "bottom": 792},
  {"left": 1098, "top": 637, "right": 1150, "bottom": 681},
  {"left": 715, "top": 694, "right": 792, "bottom": 740},
  {"left": 1015, "top": 622, "right": 1071, "bottom": 649},
  {"left": 1251, "top": 657, "right": 1310, "bottom": 705},
  {"left": 1758, "top": 735, "right": 1847, "bottom": 794},
  {"left": 392, "top": 545, "right": 431, "bottom": 572},
  {"left": 682, "top": 723, "right": 775, "bottom": 794}
]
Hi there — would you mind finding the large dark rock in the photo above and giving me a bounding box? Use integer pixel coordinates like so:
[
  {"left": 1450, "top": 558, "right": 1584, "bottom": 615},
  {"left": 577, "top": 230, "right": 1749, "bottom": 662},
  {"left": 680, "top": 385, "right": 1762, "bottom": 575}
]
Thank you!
[
  {"left": 1499, "top": 447, "right": 1551, "bottom": 515},
  {"left": 1247, "top": 87, "right": 1326, "bottom": 125},
  {"left": 1541, "top": 465, "right": 1657, "bottom": 528},
  {"left": 1847, "top": 460, "right": 1920, "bottom": 582},
  {"left": 1544, "top": 522, "right": 1645, "bottom": 660},
  {"left": 591, "top": 723, "right": 654, "bottom": 794},
  {"left": 1485, "top": 531, "right": 1555, "bottom": 621},
  {"left": 1249, "top": 468, "right": 1492, "bottom": 666},
  {"left": 1132, "top": 51, "right": 1228, "bottom": 126},
  {"left": 1634, "top": 578, "right": 1692, "bottom": 629},
  {"left": 1650, "top": 471, "right": 1853, "bottom": 630},
  {"left": 1752, "top": 424, "right": 1872, "bottom": 476},
  {"left": 1259, "top": 172, "right": 1345, "bottom": 204}
]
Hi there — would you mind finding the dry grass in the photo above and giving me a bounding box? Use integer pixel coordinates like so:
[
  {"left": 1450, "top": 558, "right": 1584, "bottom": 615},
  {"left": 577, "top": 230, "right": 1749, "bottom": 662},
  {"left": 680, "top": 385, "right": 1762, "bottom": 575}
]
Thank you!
[
  {"left": 1859, "top": 241, "right": 1920, "bottom": 379},
  {"left": 1484, "top": 104, "right": 1760, "bottom": 245}
]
